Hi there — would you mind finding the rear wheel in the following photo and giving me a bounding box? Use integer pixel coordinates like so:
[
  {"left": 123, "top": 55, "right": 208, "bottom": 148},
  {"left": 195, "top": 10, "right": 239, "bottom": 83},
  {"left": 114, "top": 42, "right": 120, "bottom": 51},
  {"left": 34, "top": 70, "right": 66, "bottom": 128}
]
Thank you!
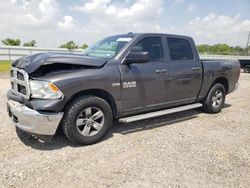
[
  {"left": 243, "top": 65, "right": 250, "bottom": 73},
  {"left": 61, "top": 96, "right": 113, "bottom": 145},
  {"left": 202, "top": 83, "right": 226, "bottom": 113}
]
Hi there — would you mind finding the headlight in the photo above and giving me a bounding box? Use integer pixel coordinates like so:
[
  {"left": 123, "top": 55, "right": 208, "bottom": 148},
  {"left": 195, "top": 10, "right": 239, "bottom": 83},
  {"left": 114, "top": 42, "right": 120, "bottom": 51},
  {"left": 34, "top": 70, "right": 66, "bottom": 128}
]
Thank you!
[{"left": 29, "top": 80, "right": 63, "bottom": 99}]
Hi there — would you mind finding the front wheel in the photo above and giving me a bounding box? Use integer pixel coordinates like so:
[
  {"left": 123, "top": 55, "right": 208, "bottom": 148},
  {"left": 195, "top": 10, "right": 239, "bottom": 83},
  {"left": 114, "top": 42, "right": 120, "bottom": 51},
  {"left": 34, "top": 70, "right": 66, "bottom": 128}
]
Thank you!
[
  {"left": 202, "top": 83, "right": 226, "bottom": 113},
  {"left": 61, "top": 96, "right": 113, "bottom": 145}
]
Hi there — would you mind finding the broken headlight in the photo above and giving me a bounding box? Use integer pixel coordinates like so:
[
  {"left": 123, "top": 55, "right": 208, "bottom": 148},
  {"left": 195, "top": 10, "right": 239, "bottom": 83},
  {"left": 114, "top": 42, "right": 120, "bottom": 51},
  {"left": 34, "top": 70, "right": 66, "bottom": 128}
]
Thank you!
[{"left": 29, "top": 80, "right": 63, "bottom": 99}]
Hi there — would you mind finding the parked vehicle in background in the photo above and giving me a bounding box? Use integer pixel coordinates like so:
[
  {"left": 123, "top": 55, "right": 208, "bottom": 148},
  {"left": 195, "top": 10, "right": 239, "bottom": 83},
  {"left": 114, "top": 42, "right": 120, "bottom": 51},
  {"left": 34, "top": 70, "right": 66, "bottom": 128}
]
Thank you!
[
  {"left": 239, "top": 59, "right": 250, "bottom": 73},
  {"left": 7, "top": 33, "right": 240, "bottom": 145}
]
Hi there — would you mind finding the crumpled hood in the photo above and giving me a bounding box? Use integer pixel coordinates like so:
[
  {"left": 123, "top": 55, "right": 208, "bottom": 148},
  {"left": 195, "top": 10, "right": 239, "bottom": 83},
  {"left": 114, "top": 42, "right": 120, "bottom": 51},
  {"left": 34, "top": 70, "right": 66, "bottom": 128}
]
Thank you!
[{"left": 12, "top": 52, "right": 107, "bottom": 74}]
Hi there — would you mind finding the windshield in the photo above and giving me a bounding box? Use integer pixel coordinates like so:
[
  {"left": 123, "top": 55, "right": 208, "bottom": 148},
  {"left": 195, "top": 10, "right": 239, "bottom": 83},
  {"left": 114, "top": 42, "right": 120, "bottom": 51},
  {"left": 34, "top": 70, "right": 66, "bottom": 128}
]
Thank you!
[{"left": 83, "top": 35, "right": 133, "bottom": 59}]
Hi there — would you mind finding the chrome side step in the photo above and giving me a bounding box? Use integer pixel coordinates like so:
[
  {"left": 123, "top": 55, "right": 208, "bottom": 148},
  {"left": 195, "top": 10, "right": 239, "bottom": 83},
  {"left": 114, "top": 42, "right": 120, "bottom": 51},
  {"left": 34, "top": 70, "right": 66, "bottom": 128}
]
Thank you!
[{"left": 119, "top": 103, "right": 202, "bottom": 123}]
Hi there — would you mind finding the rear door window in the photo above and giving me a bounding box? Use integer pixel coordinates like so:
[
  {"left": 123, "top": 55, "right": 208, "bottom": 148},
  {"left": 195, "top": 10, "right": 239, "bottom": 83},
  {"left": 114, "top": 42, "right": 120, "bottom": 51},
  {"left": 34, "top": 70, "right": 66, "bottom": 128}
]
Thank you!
[{"left": 167, "top": 38, "right": 194, "bottom": 60}]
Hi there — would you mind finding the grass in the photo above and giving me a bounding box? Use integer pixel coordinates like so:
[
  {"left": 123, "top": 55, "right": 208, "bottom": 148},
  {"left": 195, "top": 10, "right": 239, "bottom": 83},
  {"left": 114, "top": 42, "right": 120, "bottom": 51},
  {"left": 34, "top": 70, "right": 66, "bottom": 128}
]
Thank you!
[{"left": 0, "top": 60, "right": 11, "bottom": 73}]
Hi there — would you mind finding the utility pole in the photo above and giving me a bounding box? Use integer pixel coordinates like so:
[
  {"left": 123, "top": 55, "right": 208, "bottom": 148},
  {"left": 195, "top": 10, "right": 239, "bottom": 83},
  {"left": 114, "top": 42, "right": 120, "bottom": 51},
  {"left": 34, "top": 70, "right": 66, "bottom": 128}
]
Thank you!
[{"left": 246, "top": 31, "right": 250, "bottom": 56}]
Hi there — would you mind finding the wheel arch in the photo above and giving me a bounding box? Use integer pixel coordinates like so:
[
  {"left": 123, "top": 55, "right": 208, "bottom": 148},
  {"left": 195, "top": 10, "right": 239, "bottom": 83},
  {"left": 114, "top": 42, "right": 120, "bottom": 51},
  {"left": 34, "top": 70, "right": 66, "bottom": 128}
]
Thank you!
[
  {"left": 64, "top": 89, "right": 118, "bottom": 119},
  {"left": 211, "top": 77, "right": 229, "bottom": 94}
]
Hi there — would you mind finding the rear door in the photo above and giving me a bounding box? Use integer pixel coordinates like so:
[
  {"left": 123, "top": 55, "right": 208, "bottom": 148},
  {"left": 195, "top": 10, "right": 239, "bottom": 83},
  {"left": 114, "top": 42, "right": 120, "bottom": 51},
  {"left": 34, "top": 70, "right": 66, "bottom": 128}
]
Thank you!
[
  {"left": 166, "top": 37, "right": 202, "bottom": 103},
  {"left": 120, "top": 36, "right": 168, "bottom": 113}
]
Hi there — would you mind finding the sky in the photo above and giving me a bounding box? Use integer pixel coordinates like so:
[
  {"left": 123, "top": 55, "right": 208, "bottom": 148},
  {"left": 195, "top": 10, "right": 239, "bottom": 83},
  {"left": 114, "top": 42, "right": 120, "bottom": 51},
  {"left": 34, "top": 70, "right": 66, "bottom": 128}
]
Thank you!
[{"left": 0, "top": 0, "right": 249, "bottom": 47}]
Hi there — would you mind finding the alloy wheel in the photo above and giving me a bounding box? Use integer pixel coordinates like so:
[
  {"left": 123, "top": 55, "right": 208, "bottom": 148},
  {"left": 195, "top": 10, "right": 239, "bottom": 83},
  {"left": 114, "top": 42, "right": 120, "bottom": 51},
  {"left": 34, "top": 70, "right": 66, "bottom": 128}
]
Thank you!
[
  {"left": 76, "top": 107, "right": 105, "bottom": 137},
  {"left": 212, "top": 90, "right": 223, "bottom": 108}
]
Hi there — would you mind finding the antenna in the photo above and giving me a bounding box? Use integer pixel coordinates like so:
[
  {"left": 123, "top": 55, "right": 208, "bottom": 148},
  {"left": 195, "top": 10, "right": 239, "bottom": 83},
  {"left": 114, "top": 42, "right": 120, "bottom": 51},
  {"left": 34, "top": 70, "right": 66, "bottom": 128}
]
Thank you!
[{"left": 246, "top": 31, "right": 250, "bottom": 56}]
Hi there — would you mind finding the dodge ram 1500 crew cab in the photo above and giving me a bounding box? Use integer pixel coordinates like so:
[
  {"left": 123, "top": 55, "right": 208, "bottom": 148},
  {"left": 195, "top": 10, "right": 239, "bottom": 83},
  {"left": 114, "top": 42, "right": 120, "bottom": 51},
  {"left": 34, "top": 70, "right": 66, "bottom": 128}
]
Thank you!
[{"left": 7, "top": 33, "right": 240, "bottom": 145}]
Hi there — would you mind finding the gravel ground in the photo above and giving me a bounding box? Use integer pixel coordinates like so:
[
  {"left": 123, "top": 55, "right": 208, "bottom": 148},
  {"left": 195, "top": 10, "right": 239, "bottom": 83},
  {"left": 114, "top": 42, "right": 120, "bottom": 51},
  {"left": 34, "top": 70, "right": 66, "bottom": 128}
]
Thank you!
[{"left": 0, "top": 73, "right": 250, "bottom": 188}]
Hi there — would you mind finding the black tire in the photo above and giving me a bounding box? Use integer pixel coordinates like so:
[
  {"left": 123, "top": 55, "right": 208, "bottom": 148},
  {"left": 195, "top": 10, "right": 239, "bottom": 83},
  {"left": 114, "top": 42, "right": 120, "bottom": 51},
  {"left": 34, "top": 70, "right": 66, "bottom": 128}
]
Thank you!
[
  {"left": 61, "top": 96, "right": 113, "bottom": 145},
  {"left": 202, "top": 83, "right": 226, "bottom": 113},
  {"left": 244, "top": 65, "right": 250, "bottom": 73}
]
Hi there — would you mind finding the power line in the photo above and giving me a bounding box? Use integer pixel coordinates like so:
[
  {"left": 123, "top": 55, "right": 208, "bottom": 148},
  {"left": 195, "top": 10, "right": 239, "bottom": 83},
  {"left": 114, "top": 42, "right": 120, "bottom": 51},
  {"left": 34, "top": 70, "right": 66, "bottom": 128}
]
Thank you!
[{"left": 246, "top": 31, "right": 250, "bottom": 55}]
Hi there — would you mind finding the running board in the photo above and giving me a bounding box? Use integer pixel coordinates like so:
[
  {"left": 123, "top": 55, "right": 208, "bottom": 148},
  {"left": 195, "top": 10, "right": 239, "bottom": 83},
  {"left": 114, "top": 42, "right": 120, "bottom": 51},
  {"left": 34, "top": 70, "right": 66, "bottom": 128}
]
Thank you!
[{"left": 119, "top": 103, "right": 202, "bottom": 123}]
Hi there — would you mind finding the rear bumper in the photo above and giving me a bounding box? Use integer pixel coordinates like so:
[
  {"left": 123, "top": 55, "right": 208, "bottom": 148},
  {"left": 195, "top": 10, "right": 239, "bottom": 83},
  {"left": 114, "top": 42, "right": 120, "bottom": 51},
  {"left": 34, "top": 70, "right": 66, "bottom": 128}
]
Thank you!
[{"left": 7, "top": 100, "right": 63, "bottom": 136}]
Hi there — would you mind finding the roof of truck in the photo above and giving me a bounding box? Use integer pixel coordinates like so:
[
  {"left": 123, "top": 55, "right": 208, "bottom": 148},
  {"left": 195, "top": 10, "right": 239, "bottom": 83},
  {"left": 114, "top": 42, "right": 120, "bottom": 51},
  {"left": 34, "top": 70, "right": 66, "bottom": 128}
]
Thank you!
[{"left": 112, "top": 32, "right": 192, "bottom": 39}]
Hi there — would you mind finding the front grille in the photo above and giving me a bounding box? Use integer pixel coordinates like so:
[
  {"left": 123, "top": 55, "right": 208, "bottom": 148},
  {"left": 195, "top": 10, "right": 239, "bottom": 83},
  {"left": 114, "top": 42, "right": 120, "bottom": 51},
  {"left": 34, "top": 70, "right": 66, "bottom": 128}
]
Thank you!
[
  {"left": 18, "top": 85, "right": 27, "bottom": 95},
  {"left": 17, "top": 72, "right": 25, "bottom": 80},
  {"left": 10, "top": 67, "right": 30, "bottom": 99},
  {"left": 10, "top": 70, "right": 14, "bottom": 77}
]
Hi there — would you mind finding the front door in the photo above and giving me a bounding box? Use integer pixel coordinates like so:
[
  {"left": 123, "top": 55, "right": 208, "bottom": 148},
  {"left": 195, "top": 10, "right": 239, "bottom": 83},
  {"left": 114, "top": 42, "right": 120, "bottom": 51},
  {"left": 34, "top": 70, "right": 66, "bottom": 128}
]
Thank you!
[{"left": 120, "top": 37, "right": 168, "bottom": 113}]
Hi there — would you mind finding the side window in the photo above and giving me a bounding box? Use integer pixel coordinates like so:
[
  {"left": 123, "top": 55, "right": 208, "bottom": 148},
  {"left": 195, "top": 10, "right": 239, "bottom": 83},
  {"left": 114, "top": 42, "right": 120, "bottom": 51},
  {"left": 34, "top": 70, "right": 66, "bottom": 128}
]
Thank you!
[
  {"left": 132, "top": 37, "right": 163, "bottom": 61},
  {"left": 167, "top": 38, "right": 194, "bottom": 60}
]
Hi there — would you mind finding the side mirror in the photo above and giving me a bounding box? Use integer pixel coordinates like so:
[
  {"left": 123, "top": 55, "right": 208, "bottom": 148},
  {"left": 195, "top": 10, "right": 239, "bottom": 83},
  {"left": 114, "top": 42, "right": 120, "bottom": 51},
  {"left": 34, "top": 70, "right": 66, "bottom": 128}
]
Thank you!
[{"left": 124, "top": 51, "right": 149, "bottom": 64}]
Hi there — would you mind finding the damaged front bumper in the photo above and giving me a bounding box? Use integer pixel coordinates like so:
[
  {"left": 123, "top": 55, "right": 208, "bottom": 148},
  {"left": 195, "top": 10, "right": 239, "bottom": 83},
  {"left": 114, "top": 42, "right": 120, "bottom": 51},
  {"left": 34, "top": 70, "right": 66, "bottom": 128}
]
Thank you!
[{"left": 7, "top": 100, "right": 63, "bottom": 136}]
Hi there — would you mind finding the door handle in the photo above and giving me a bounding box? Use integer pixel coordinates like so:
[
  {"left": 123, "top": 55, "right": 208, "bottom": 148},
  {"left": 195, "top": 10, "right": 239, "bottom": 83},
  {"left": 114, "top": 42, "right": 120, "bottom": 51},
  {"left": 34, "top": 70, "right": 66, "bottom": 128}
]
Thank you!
[
  {"left": 192, "top": 67, "right": 200, "bottom": 71},
  {"left": 155, "top": 69, "right": 167, "bottom": 73}
]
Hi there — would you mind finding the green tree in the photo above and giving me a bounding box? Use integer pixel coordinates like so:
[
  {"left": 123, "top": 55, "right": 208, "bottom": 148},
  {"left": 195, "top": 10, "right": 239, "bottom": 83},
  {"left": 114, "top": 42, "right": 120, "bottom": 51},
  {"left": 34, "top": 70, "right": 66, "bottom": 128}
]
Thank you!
[
  {"left": 23, "top": 40, "right": 37, "bottom": 47},
  {"left": 211, "top": 44, "right": 233, "bottom": 55},
  {"left": 1, "top": 38, "right": 21, "bottom": 46},
  {"left": 59, "top": 41, "right": 78, "bottom": 50},
  {"left": 197, "top": 43, "right": 237, "bottom": 55},
  {"left": 234, "top": 46, "right": 244, "bottom": 55},
  {"left": 197, "top": 44, "right": 210, "bottom": 54},
  {"left": 81, "top": 43, "right": 88, "bottom": 49},
  {"left": 246, "top": 46, "right": 250, "bottom": 56}
]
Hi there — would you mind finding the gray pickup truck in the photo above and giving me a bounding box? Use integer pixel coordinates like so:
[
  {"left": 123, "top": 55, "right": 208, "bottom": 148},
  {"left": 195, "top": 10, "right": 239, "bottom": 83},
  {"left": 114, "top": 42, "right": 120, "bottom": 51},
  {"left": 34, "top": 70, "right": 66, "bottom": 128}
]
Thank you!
[{"left": 7, "top": 33, "right": 240, "bottom": 145}]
